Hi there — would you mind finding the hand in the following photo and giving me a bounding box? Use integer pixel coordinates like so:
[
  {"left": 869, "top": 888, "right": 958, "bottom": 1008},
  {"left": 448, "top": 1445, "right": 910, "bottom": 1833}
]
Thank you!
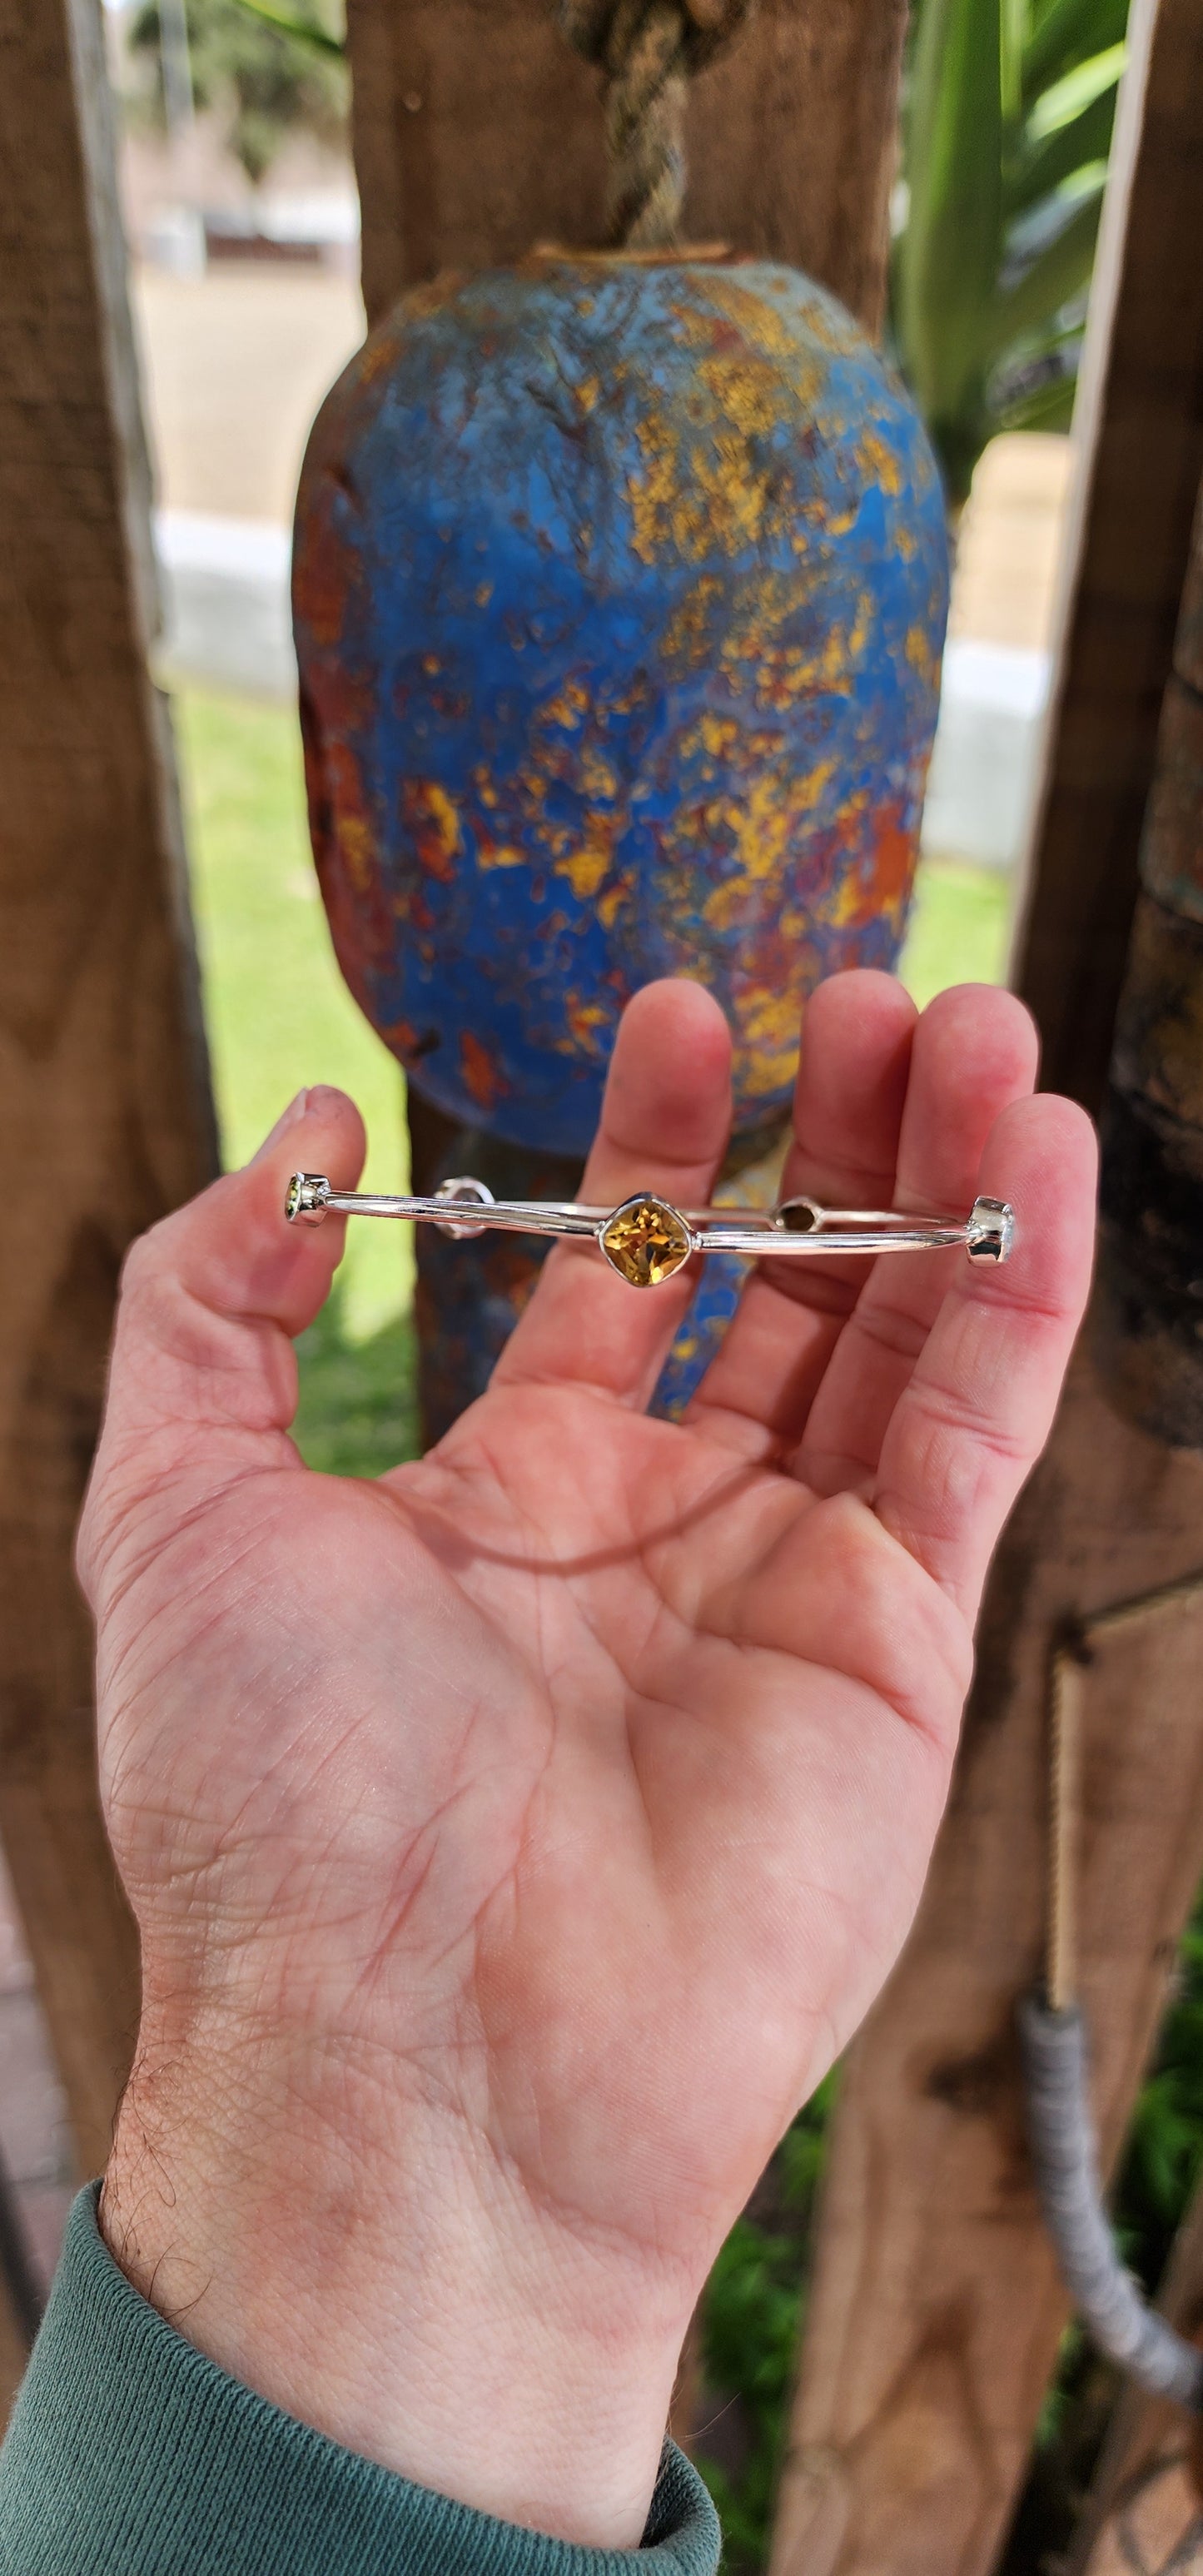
[{"left": 80, "top": 972, "right": 1095, "bottom": 2547}]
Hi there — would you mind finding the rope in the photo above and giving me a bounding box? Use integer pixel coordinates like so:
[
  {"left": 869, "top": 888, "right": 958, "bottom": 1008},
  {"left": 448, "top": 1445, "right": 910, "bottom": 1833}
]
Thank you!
[
  {"left": 1020, "top": 1572, "right": 1203, "bottom": 2414},
  {"left": 558, "top": 0, "right": 755, "bottom": 248},
  {"left": 1047, "top": 1634, "right": 1086, "bottom": 2012},
  {"left": 1019, "top": 1994, "right": 1203, "bottom": 2410},
  {"left": 1044, "top": 1573, "right": 1203, "bottom": 2012}
]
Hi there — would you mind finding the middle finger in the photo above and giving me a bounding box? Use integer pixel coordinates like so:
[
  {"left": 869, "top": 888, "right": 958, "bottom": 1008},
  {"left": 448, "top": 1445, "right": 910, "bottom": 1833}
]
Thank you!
[{"left": 687, "top": 969, "right": 917, "bottom": 1456}]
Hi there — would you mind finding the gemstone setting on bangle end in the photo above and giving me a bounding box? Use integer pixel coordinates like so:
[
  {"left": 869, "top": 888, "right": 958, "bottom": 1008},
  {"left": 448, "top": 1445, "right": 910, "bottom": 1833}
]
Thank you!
[
  {"left": 286, "top": 1171, "right": 331, "bottom": 1226},
  {"left": 966, "top": 1196, "right": 1016, "bottom": 1263},
  {"left": 599, "top": 1195, "right": 693, "bottom": 1287}
]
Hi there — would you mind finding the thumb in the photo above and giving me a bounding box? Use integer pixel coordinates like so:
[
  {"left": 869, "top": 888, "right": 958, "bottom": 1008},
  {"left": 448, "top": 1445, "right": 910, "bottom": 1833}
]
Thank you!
[{"left": 77, "top": 1085, "right": 365, "bottom": 1599}]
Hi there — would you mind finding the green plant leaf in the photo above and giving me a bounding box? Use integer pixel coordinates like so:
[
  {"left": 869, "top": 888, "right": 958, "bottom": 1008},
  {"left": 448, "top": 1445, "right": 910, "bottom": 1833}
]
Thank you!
[
  {"left": 891, "top": 0, "right": 1126, "bottom": 496},
  {"left": 983, "top": 177, "right": 1103, "bottom": 361},
  {"left": 1027, "top": 38, "right": 1125, "bottom": 137},
  {"left": 1007, "top": 80, "right": 1117, "bottom": 209},
  {"left": 1022, "top": 0, "right": 1127, "bottom": 98},
  {"left": 896, "top": 0, "right": 1004, "bottom": 434},
  {"left": 994, "top": 365, "right": 1078, "bottom": 432},
  {"left": 1002, "top": 0, "right": 1031, "bottom": 125},
  {"left": 229, "top": 0, "right": 345, "bottom": 58}
]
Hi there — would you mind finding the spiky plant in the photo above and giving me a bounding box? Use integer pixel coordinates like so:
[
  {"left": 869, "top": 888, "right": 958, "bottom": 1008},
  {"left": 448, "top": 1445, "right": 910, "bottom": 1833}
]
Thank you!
[{"left": 894, "top": 0, "right": 1129, "bottom": 504}]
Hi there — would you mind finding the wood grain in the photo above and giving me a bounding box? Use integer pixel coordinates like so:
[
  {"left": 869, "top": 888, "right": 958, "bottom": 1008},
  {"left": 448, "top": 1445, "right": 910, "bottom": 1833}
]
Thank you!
[
  {"left": 1011, "top": 0, "right": 1203, "bottom": 1116},
  {"left": 0, "top": 2115, "right": 45, "bottom": 2439},
  {"left": 0, "top": 2159, "right": 37, "bottom": 2428},
  {"left": 773, "top": 5, "right": 1203, "bottom": 2561},
  {"left": 1068, "top": 2181, "right": 1203, "bottom": 2574},
  {"left": 0, "top": 2284, "right": 28, "bottom": 2434},
  {"left": 0, "top": 0, "right": 217, "bottom": 2176},
  {"left": 771, "top": 1410, "right": 1203, "bottom": 2576},
  {"left": 345, "top": 0, "right": 907, "bottom": 334}
]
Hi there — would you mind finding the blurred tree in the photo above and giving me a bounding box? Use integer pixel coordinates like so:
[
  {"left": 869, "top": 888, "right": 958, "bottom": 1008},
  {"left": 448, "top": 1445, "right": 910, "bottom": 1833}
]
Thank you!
[
  {"left": 127, "top": 0, "right": 346, "bottom": 187},
  {"left": 893, "top": 0, "right": 1131, "bottom": 505}
]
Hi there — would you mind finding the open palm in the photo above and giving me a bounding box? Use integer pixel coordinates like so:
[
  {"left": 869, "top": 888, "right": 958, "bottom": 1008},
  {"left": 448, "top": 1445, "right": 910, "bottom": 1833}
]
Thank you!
[{"left": 81, "top": 972, "right": 1094, "bottom": 2545}]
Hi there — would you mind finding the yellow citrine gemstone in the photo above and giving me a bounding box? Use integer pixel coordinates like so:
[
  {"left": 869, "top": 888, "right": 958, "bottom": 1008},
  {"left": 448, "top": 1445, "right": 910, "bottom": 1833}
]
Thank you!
[{"left": 599, "top": 1196, "right": 693, "bottom": 1288}]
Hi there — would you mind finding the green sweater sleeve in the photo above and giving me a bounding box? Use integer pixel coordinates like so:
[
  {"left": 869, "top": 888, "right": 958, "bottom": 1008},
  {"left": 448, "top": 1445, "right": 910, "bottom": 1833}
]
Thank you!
[{"left": 0, "top": 2189, "right": 720, "bottom": 2576}]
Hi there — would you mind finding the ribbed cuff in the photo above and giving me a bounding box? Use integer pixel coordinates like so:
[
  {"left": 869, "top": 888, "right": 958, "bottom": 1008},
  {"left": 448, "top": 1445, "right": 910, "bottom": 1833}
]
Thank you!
[{"left": 0, "top": 2186, "right": 720, "bottom": 2576}]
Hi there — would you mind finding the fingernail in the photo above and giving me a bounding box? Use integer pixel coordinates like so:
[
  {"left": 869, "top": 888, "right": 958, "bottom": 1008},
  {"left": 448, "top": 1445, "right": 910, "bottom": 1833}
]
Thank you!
[{"left": 251, "top": 1089, "right": 310, "bottom": 1164}]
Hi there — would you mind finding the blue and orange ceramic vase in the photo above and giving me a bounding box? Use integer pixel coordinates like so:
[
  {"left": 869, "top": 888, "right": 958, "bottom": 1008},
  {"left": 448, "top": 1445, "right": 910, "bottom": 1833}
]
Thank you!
[{"left": 293, "top": 252, "right": 949, "bottom": 1437}]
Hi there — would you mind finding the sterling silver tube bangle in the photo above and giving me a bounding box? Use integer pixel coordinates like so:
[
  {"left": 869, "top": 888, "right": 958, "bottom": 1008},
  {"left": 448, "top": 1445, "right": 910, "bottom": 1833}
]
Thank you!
[{"left": 286, "top": 1172, "right": 1015, "bottom": 1290}]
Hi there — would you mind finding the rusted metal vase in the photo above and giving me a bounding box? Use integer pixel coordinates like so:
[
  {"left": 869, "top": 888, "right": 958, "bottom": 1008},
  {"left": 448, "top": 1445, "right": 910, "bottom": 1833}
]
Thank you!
[{"left": 293, "top": 252, "right": 949, "bottom": 1436}]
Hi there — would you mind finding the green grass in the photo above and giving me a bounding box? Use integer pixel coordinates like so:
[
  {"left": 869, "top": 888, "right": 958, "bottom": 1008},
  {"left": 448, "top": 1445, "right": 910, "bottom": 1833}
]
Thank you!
[
  {"left": 899, "top": 852, "right": 1012, "bottom": 1007},
  {"left": 177, "top": 686, "right": 415, "bottom": 1339},
  {"left": 176, "top": 686, "right": 418, "bottom": 1468}
]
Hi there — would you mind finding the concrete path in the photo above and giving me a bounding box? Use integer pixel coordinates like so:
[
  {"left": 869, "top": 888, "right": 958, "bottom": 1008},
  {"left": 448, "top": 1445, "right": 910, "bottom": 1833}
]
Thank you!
[{"left": 132, "top": 266, "right": 365, "bottom": 525}]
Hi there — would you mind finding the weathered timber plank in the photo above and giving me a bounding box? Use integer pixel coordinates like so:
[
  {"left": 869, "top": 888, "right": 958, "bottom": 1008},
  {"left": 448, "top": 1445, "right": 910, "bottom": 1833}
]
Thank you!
[
  {"left": 1010, "top": 0, "right": 1203, "bottom": 1115},
  {"left": 1067, "top": 2181, "right": 1203, "bottom": 2574},
  {"left": 345, "top": 0, "right": 907, "bottom": 334},
  {"left": 772, "top": 13, "right": 1203, "bottom": 2560},
  {"left": 0, "top": 2156, "right": 37, "bottom": 2429},
  {"left": 0, "top": 2285, "right": 27, "bottom": 2435},
  {"left": 0, "top": 0, "right": 218, "bottom": 2175},
  {"left": 771, "top": 1423, "right": 1203, "bottom": 2576}
]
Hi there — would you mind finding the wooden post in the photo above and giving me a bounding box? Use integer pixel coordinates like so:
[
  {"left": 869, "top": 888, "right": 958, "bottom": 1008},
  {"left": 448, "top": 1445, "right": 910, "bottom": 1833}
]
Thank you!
[
  {"left": 0, "top": 0, "right": 218, "bottom": 2176},
  {"left": 0, "top": 2287, "right": 28, "bottom": 2433},
  {"left": 771, "top": 1547, "right": 1203, "bottom": 2576},
  {"left": 0, "top": 2161, "right": 37, "bottom": 2423},
  {"left": 1010, "top": 0, "right": 1203, "bottom": 1114},
  {"left": 772, "top": 8, "right": 1203, "bottom": 2554},
  {"left": 1068, "top": 2179, "right": 1203, "bottom": 2574},
  {"left": 345, "top": 0, "right": 908, "bottom": 336}
]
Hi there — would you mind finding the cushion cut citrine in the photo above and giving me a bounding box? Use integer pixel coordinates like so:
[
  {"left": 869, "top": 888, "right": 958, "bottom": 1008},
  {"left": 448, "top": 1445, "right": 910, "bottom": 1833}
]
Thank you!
[{"left": 599, "top": 1196, "right": 692, "bottom": 1288}]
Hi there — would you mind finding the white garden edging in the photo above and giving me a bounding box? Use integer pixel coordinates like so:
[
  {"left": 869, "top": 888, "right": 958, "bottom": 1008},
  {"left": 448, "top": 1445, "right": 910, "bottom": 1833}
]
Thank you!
[{"left": 152, "top": 510, "right": 1050, "bottom": 874}]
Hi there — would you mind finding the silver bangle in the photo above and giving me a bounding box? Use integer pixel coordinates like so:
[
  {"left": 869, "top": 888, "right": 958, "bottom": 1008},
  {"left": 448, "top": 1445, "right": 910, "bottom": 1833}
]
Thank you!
[{"left": 286, "top": 1171, "right": 1014, "bottom": 1290}]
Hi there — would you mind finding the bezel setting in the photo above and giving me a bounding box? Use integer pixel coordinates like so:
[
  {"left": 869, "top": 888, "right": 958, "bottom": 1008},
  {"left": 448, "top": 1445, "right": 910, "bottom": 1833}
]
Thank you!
[{"left": 597, "top": 1194, "right": 694, "bottom": 1288}]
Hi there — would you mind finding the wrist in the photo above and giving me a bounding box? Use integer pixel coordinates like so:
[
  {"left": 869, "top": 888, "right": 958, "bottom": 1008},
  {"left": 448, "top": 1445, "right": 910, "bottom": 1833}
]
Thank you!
[{"left": 102, "top": 2022, "right": 691, "bottom": 2548}]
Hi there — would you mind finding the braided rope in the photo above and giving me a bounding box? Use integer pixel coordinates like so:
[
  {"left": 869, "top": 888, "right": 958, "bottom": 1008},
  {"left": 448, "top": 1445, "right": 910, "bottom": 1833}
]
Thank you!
[
  {"left": 558, "top": 0, "right": 755, "bottom": 248},
  {"left": 1046, "top": 1635, "right": 1085, "bottom": 2014}
]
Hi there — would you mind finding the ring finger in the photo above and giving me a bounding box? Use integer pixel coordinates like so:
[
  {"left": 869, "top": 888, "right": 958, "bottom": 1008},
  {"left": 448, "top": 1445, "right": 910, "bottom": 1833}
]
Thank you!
[{"left": 793, "top": 982, "right": 1039, "bottom": 1494}]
